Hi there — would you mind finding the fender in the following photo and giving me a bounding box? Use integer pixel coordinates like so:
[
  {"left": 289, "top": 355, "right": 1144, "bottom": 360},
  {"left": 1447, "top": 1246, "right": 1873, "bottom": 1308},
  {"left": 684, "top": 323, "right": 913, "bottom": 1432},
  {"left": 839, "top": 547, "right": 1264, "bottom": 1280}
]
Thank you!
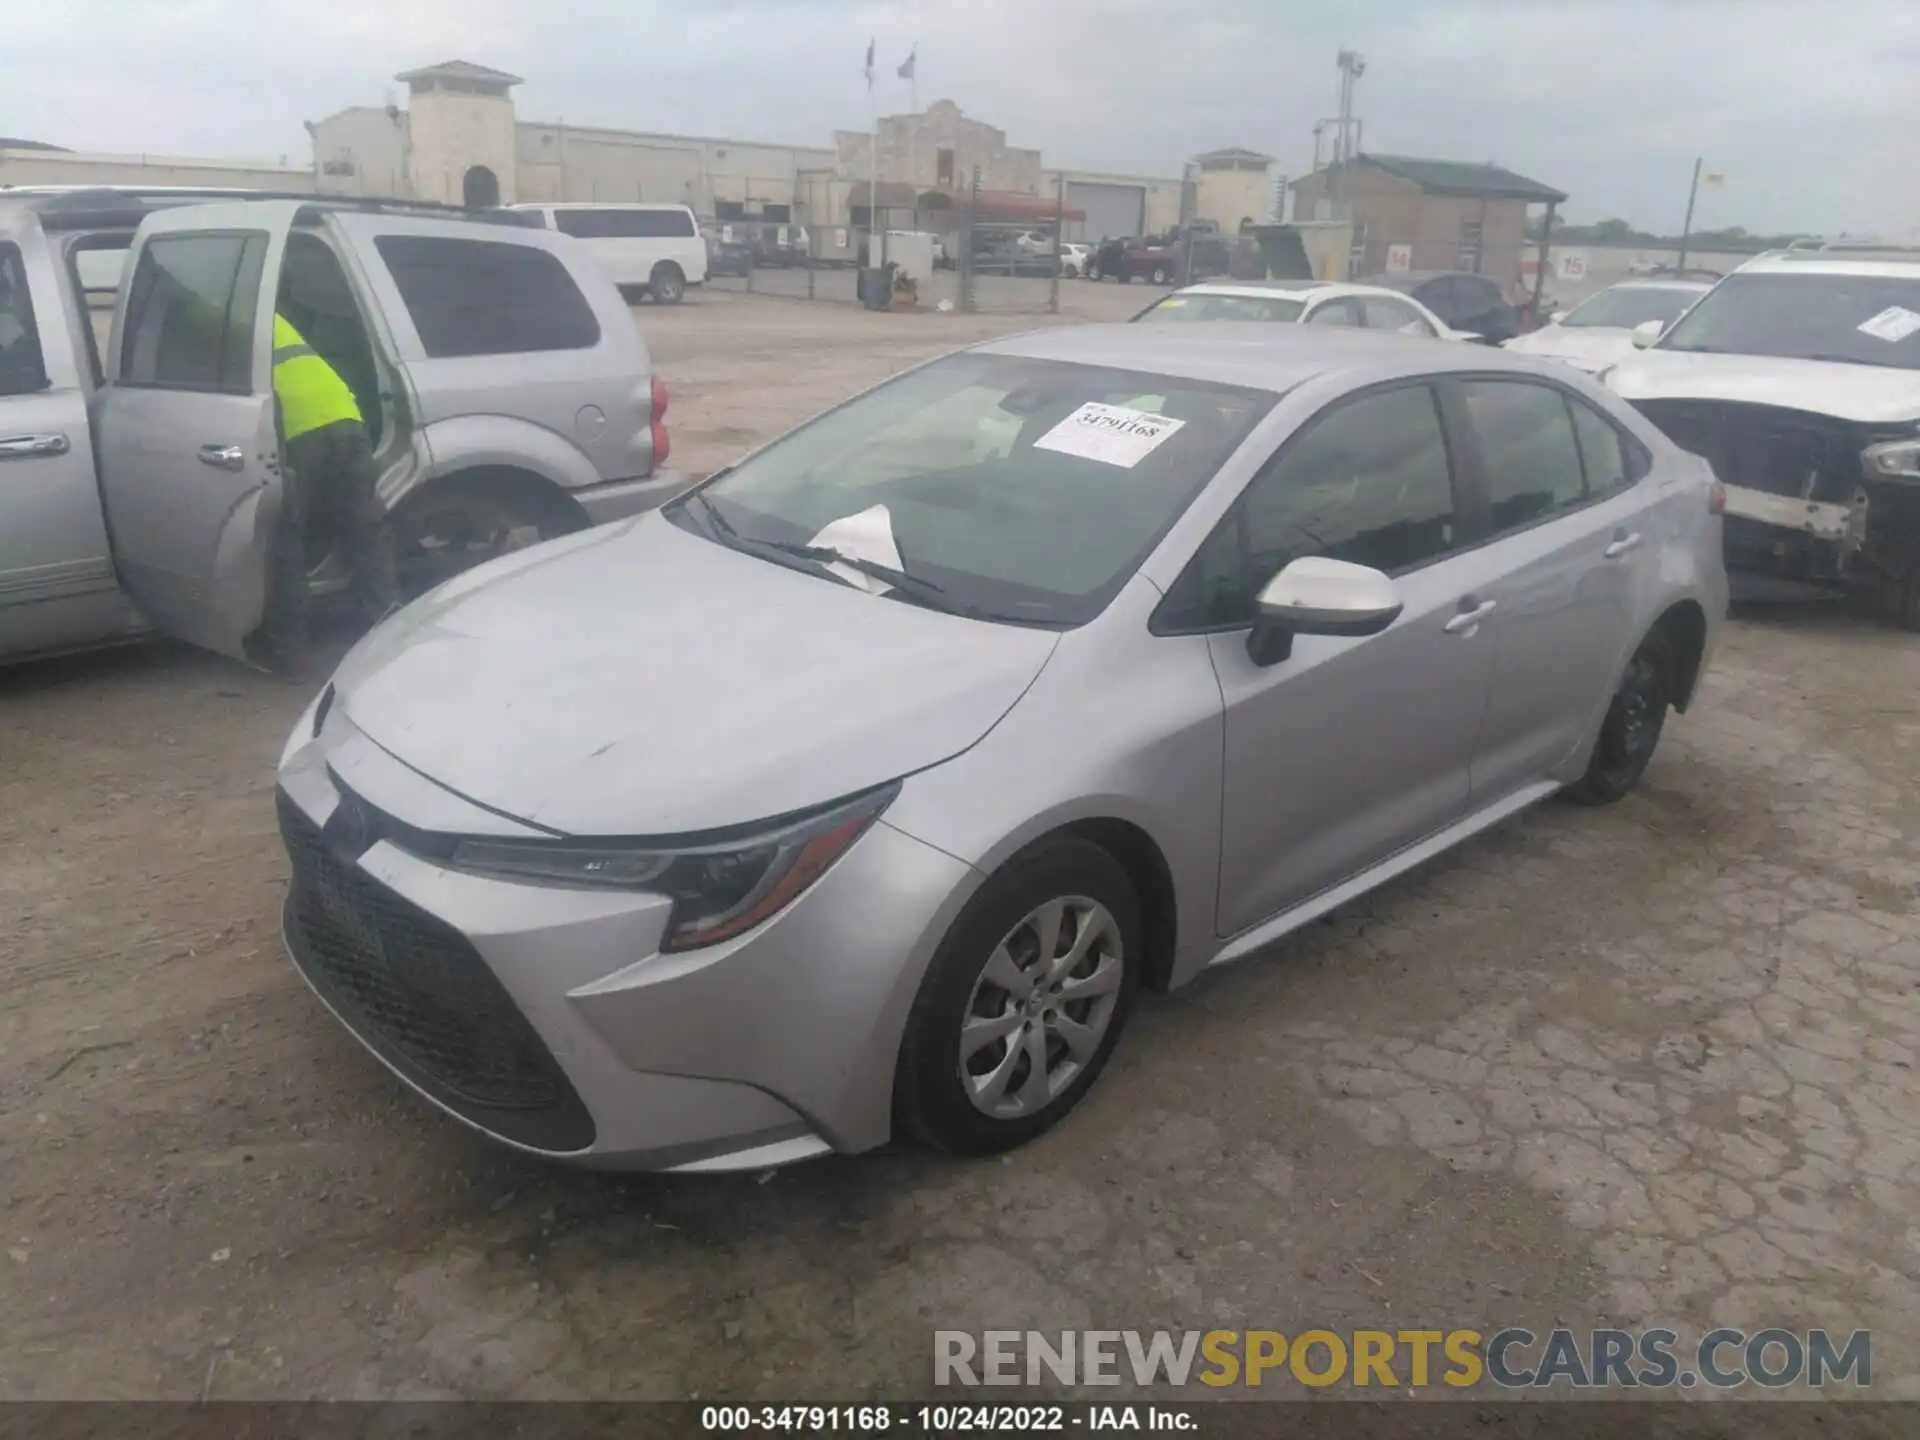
[{"left": 397, "top": 414, "right": 612, "bottom": 511}]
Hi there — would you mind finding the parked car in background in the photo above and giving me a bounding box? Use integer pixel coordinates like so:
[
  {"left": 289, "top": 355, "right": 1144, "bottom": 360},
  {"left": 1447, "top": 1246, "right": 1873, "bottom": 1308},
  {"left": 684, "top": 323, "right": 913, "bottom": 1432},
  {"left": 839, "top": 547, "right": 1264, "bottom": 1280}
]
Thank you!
[
  {"left": 1504, "top": 280, "right": 1712, "bottom": 373},
  {"left": 1607, "top": 244, "right": 1920, "bottom": 625},
  {"left": 706, "top": 236, "right": 753, "bottom": 277},
  {"left": 1132, "top": 281, "right": 1467, "bottom": 339},
  {"left": 1015, "top": 230, "right": 1058, "bottom": 257},
  {"left": 510, "top": 202, "right": 708, "bottom": 304},
  {"left": 1089, "top": 235, "right": 1180, "bottom": 285},
  {"left": 1059, "top": 242, "right": 1093, "bottom": 278},
  {"left": 277, "top": 324, "right": 1723, "bottom": 1170},
  {"left": 0, "top": 187, "right": 682, "bottom": 667},
  {"left": 1362, "top": 270, "right": 1525, "bottom": 344}
]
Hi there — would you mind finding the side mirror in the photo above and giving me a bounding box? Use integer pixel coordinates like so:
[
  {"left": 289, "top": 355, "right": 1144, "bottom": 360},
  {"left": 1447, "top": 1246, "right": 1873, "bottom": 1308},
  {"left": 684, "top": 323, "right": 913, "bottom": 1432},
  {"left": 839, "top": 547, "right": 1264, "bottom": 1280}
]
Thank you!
[
  {"left": 1247, "top": 557, "right": 1405, "bottom": 666},
  {"left": 1630, "top": 319, "right": 1665, "bottom": 349}
]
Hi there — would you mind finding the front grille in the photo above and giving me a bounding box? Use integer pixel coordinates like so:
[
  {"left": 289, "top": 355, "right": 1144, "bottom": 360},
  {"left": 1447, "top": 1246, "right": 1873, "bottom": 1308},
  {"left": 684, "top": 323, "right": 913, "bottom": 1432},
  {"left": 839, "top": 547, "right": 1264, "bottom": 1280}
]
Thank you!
[{"left": 278, "top": 791, "right": 596, "bottom": 1152}]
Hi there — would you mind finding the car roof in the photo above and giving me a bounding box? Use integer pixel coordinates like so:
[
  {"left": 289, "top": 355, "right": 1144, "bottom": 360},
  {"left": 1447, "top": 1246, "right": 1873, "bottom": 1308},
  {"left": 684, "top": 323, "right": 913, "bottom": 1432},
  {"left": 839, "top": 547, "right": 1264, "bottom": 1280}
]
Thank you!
[
  {"left": 970, "top": 322, "right": 1553, "bottom": 392},
  {"left": 1736, "top": 252, "right": 1920, "bottom": 280},
  {"left": 1590, "top": 279, "right": 1714, "bottom": 295},
  {"left": 1171, "top": 280, "right": 1439, "bottom": 304}
]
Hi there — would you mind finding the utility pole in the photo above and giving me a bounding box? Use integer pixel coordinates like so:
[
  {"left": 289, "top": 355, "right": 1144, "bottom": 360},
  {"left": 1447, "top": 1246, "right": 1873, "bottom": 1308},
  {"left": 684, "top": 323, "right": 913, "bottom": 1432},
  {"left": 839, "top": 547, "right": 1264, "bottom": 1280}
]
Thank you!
[{"left": 1676, "top": 156, "right": 1703, "bottom": 271}]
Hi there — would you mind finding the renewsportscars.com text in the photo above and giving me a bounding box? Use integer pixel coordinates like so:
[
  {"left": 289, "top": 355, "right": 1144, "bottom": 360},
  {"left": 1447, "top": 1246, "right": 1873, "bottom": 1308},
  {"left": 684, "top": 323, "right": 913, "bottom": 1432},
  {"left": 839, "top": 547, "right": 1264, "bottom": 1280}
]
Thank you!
[{"left": 935, "top": 1327, "right": 1871, "bottom": 1390}]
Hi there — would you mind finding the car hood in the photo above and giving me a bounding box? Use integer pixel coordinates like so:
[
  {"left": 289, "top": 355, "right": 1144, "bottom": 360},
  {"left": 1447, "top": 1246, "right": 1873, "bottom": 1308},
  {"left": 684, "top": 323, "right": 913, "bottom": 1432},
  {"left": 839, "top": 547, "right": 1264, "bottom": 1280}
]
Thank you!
[
  {"left": 330, "top": 516, "right": 1060, "bottom": 836},
  {"left": 1606, "top": 350, "right": 1920, "bottom": 424},
  {"left": 1502, "top": 327, "right": 1634, "bottom": 370}
]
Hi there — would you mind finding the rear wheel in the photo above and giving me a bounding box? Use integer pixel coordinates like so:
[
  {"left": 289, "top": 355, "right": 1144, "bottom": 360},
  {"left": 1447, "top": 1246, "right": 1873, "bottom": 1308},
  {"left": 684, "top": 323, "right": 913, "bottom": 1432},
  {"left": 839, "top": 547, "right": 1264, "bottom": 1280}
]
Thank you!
[
  {"left": 1085, "top": 263, "right": 1101, "bottom": 282},
  {"left": 1150, "top": 264, "right": 1169, "bottom": 285},
  {"left": 388, "top": 476, "right": 587, "bottom": 601},
  {"left": 895, "top": 838, "right": 1141, "bottom": 1155},
  {"left": 649, "top": 263, "right": 687, "bottom": 304},
  {"left": 1567, "top": 631, "right": 1674, "bottom": 805}
]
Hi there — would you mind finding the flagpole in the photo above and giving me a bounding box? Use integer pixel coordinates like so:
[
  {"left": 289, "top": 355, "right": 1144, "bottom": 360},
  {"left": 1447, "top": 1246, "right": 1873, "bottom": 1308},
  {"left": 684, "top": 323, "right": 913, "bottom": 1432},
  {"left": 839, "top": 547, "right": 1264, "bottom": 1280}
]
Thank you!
[
  {"left": 909, "top": 49, "right": 918, "bottom": 230},
  {"left": 869, "top": 45, "right": 879, "bottom": 263}
]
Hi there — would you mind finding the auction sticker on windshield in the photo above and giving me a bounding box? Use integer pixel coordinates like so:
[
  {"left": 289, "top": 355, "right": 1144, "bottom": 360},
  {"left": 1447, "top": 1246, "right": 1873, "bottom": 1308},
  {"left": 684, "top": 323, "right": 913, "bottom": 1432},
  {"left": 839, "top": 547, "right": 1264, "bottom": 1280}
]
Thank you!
[
  {"left": 1856, "top": 306, "right": 1920, "bottom": 343},
  {"left": 1033, "top": 403, "right": 1186, "bottom": 468}
]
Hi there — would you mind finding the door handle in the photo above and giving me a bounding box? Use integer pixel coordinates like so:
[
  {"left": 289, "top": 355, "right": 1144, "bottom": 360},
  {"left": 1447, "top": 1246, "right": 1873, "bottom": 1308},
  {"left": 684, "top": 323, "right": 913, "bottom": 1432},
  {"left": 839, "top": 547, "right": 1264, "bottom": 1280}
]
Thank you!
[
  {"left": 1604, "top": 531, "right": 1643, "bottom": 559},
  {"left": 1443, "top": 599, "right": 1497, "bottom": 634},
  {"left": 0, "top": 433, "right": 71, "bottom": 460},
  {"left": 197, "top": 444, "right": 247, "bottom": 472}
]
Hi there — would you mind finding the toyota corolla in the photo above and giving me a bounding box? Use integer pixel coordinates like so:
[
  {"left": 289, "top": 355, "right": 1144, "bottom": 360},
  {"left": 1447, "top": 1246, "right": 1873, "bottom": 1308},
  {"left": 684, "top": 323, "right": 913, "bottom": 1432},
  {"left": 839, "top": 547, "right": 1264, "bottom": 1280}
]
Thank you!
[{"left": 277, "top": 324, "right": 1726, "bottom": 1172}]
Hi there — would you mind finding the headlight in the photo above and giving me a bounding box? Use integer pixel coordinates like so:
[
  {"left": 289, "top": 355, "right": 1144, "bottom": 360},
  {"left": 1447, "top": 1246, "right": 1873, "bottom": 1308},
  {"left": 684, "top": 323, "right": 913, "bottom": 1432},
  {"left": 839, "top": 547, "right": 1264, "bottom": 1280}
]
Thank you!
[
  {"left": 1863, "top": 438, "right": 1920, "bottom": 480},
  {"left": 445, "top": 783, "right": 899, "bottom": 952}
]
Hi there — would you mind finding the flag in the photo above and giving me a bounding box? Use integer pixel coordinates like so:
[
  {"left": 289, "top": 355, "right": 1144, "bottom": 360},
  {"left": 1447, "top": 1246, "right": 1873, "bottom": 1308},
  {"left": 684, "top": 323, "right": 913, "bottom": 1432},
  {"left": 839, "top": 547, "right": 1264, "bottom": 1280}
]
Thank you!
[
  {"left": 898, "top": 46, "right": 917, "bottom": 80},
  {"left": 1704, "top": 172, "right": 1726, "bottom": 187},
  {"left": 864, "top": 38, "right": 875, "bottom": 89}
]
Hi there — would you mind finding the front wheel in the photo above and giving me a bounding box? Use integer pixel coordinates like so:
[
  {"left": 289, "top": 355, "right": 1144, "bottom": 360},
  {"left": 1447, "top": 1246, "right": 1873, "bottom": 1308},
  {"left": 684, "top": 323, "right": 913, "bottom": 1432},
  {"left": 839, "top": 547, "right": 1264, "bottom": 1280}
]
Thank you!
[
  {"left": 1085, "top": 264, "right": 1101, "bottom": 282},
  {"left": 1566, "top": 632, "right": 1673, "bottom": 805},
  {"left": 1150, "top": 265, "right": 1169, "bottom": 285},
  {"left": 895, "top": 838, "right": 1141, "bottom": 1155}
]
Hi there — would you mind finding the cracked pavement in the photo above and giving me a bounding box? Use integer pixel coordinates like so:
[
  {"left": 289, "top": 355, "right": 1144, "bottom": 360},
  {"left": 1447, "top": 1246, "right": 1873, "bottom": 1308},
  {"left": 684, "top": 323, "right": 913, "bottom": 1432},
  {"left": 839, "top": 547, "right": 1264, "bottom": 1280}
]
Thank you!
[{"left": 1, "top": 295, "right": 1916, "bottom": 1402}]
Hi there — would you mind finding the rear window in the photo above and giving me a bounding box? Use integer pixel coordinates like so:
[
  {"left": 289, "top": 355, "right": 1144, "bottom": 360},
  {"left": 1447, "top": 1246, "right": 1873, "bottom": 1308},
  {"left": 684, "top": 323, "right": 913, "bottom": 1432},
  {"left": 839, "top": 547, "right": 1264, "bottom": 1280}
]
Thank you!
[
  {"left": 553, "top": 208, "right": 696, "bottom": 240},
  {"left": 0, "top": 243, "right": 50, "bottom": 396},
  {"left": 373, "top": 235, "right": 601, "bottom": 358}
]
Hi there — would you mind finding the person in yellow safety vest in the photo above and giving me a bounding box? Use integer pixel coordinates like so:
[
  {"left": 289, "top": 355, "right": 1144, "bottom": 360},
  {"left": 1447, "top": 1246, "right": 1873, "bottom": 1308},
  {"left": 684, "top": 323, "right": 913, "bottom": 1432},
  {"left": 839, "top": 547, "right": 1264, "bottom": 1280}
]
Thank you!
[{"left": 252, "top": 314, "right": 399, "bottom": 672}]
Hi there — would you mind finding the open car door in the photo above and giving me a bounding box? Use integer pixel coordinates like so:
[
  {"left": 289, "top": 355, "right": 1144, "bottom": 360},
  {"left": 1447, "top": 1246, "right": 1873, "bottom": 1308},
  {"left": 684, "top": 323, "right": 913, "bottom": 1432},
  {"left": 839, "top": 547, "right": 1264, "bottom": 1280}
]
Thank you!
[{"left": 95, "top": 201, "right": 302, "bottom": 662}]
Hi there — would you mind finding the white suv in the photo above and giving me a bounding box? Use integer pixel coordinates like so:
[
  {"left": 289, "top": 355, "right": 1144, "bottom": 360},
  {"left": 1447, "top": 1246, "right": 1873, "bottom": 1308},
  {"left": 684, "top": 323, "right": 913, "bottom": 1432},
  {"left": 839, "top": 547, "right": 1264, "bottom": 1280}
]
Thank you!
[{"left": 1606, "top": 243, "right": 1920, "bottom": 626}]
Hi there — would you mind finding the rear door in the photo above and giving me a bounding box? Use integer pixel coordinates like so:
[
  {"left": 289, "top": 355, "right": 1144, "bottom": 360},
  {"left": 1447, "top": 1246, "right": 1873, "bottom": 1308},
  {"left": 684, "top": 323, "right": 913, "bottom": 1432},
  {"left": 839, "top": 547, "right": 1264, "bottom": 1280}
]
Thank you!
[
  {"left": 1445, "top": 376, "right": 1658, "bottom": 801},
  {"left": 1302, "top": 296, "right": 1363, "bottom": 328},
  {"left": 1359, "top": 294, "right": 1440, "bottom": 338},
  {"left": 95, "top": 200, "right": 301, "bottom": 660}
]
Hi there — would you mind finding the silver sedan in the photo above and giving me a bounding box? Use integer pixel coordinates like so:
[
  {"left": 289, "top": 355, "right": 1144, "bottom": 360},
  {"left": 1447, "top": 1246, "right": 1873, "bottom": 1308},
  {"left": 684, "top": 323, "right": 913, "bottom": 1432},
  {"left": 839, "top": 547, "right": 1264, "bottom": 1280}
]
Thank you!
[{"left": 276, "top": 324, "right": 1727, "bottom": 1171}]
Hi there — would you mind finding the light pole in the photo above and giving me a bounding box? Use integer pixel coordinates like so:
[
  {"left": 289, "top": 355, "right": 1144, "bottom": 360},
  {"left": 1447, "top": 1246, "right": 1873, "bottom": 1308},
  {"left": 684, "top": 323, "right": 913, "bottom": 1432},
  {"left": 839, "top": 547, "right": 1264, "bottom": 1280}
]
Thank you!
[
  {"left": 1331, "top": 49, "right": 1366, "bottom": 219},
  {"left": 1676, "top": 157, "right": 1704, "bottom": 271}
]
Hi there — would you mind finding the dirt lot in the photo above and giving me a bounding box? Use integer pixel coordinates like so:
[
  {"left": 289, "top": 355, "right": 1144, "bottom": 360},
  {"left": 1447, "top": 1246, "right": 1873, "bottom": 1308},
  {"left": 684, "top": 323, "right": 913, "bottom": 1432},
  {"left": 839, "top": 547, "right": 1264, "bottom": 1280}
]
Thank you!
[{"left": 3, "top": 291, "right": 1918, "bottom": 1403}]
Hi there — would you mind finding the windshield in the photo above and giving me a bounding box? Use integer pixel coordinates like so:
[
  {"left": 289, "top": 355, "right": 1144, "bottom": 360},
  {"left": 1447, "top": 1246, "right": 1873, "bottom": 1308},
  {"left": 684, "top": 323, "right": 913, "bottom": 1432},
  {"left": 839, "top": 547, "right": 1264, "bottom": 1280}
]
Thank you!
[
  {"left": 676, "top": 352, "right": 1275, "bottom": 627},
  {"left": 1560, "top": 286, "right": 1700, "bottom": 330},
  {"left": 1656, "top": 272, "right": 1920, "bottom": 369},
  {"left": 1136, "top": 293, "right": 1306, "bottom": 324}
]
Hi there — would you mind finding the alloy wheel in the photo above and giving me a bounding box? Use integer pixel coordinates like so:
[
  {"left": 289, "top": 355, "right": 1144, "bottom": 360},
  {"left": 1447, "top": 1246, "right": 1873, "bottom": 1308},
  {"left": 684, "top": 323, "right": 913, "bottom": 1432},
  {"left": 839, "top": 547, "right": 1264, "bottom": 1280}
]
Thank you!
[{"left": 957, "top": 897, "right": 1124, "bottom": 1120}]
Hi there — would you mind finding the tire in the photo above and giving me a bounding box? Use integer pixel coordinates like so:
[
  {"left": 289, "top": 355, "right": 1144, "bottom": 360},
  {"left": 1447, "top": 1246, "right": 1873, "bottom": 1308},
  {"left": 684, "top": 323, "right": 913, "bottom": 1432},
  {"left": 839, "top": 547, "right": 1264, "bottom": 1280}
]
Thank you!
[
  {"left": 388, "top": 476, "right": 588, "bottom": 601},
  {"left": 1566, "top": 630, "right": 1674, "bottom": 805},
  {"left": 1085, "top": 264, "right": 1101, "bottom": 282},
  {"left": 1150, "top": 265, "right": 1169, "bottom": 285},
  {"left": 648, "top": 263, "right": 687, "bottom": 304},
  {"left": 894, "top": 837, "right": 1142, "bottom": 1155}
]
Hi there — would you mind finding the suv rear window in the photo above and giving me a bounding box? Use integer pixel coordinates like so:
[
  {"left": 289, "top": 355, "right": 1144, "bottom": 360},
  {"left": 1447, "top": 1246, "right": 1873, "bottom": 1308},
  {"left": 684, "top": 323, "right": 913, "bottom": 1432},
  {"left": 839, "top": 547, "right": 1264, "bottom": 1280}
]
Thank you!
[
  {"left": 373, "top": 235, "right": 601, "bottom": 358},
  {"left": 554, "top": 208, "right": 696, "bottom": 240}
]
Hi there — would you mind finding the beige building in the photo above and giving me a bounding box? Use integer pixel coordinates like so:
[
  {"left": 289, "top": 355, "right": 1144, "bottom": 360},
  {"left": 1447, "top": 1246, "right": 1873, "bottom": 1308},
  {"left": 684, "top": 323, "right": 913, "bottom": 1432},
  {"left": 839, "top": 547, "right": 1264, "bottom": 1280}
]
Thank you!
[
  {"left": 1290, "top": 153, "right": 1566, "bottom": 284},
  {"left": 0, "top": 138, "right": 312, "bottom": 193},
  {"left": 7, "top": 63, "right": 1277, "bottom": 249}
]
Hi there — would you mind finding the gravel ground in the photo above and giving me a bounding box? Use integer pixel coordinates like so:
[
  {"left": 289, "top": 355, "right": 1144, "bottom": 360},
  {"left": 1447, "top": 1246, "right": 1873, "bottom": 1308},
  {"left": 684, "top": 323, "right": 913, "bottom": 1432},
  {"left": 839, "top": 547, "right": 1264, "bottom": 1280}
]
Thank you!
[{"left": 1, "top": 291, "right": 1916, "bottom": 1403}]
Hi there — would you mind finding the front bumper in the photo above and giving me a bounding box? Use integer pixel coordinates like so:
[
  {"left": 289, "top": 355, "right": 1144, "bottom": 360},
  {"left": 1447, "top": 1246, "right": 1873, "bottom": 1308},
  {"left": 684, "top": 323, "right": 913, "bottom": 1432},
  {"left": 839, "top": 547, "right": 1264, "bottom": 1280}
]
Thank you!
[
  {"left": 275, "top": 707, "right": 978, "bottom": 1170},
  {"left": 571, "top": 469, "right": 694, "bottom": 527}
]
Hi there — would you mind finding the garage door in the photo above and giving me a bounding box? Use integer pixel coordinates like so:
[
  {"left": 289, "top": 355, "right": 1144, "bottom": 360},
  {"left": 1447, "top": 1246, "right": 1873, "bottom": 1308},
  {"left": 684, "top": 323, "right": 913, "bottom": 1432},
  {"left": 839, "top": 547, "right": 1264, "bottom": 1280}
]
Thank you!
[{"left": 1065, "top": 182, "right": 1145, "bottom": 242}]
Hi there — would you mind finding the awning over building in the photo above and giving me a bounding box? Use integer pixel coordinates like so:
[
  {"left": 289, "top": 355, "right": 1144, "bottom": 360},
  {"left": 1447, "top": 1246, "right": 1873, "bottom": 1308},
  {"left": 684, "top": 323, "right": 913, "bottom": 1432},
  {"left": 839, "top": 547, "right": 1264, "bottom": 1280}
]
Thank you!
[{"left": 849, "top": 182, "right": 1083, "bottom": 223}]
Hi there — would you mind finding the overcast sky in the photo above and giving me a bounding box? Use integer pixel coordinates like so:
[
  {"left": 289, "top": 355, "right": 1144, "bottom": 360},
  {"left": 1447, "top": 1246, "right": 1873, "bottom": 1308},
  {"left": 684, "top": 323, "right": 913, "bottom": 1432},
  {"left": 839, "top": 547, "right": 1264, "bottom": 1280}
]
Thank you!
[{"left": 7, "top": 0, "right": 1918, "bottom": 236}]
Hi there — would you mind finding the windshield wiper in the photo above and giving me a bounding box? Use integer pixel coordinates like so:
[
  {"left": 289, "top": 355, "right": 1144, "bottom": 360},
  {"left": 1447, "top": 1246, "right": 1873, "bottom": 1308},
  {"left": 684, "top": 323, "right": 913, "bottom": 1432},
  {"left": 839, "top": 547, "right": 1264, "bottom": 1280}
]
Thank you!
[
  {"left": 1799, "top": 352, "right": 1912, "bottom": 370},
  {"left": 753, "top": 539, "right": 992, "bottom": 619}
]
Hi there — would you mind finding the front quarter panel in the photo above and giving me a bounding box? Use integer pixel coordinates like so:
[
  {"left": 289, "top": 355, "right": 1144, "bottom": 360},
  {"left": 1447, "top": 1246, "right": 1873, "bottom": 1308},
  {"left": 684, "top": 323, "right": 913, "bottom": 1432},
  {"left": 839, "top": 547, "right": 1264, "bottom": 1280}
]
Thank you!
[{"left": 882, "top": 576, "right": 1228, "bottom": 987}]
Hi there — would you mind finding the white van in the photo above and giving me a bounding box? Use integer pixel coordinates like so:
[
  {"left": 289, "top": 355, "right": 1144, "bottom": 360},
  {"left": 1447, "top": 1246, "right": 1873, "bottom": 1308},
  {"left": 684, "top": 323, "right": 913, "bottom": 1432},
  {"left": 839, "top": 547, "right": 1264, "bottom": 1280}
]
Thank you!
[{"left": 510, "top": 203, "right": 707, "bottom": 304}]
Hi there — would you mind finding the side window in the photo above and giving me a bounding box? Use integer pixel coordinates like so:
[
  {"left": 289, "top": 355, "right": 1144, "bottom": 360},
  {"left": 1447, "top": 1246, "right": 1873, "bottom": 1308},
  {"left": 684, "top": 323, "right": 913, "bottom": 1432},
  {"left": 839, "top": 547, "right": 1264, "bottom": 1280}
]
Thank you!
[
  {"left": 1460, "top": 380, "right": 1587, "bottom": 530},
  {"left": 0, "top": 243, "right": 50, "bottom": 396},
  {"left": 553, "top": 210, "right": 612, "bottom": 239},
  {"left": 118, "top": 233, "right": 265, "bottom": 392},
  {"left": 1361, "top": 296, "right": 1437, "bottom": 337},
  {"left": 373, "top": 235, "right": 602, "bottom": 358},
  {"left": 1156, "top": 385, "right": 1458, "bottom": 630},
  {"left": 1304, "top": 298, "right": 1360, "bottom": 327},
  {"left": 1569, "top": 396, "right": 1641, "bottom": 498}
]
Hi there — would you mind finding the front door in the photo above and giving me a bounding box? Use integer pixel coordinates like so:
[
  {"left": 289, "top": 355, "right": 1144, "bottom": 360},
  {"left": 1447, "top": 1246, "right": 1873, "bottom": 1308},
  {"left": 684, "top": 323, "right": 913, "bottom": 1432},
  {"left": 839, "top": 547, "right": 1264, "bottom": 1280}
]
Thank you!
[
  {"left": 94, "top": 202, "right": 302, "bottom": 662},
  {"left": 1175, "top": 382, "right": 1498, "bottom": 938},
  {"left": 1449, "top": 377, "right": 1660, "bottom": 799}
]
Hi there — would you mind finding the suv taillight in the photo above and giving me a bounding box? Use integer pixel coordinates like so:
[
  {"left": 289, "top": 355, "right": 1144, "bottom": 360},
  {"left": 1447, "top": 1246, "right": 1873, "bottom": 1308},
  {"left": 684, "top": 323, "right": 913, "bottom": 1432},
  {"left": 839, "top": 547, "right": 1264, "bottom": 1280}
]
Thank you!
[
  {"left": 650, "top": 375, "right": 670, "bottom": 467},
  {"left": 1708, "top": 480, "right": 1726, "bottom": 516}
]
